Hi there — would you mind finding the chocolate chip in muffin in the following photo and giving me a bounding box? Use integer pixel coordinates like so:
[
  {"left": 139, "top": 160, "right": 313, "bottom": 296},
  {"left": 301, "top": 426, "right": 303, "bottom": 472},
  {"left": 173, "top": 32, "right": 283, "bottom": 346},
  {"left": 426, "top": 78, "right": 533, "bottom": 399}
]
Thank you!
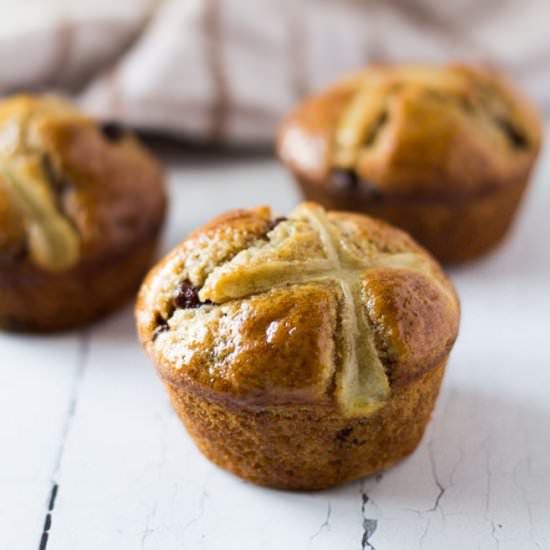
[
  {"left": 336, "top": 426, "right": 353, "bottom": 443},
  {"left": 41, "top": 154, "right": 70, "bottom": 197},
  {"left": 173, "top": 281, "right": 210, "bottom": 309},
  {"left": 100, "top": 121, "right": 127, "bottom": 142},
  {"left": 152, "top": 318, "right": 169, "bottom": 341},
  {"left": 268, "top": 217, "right": 287, "bottom": 231},
  {"left": 0, "top": 242, "right": 28, "bottom": 266},
  {"left": 330, "top": 168, "right": 359, "bottom": 191},
  {"left": 494, "top": 117, "right": 529, "bottom": 149},
  {"left": 40, "top": 154, "right": 77, "bottom": 226},
  {"left": 365, "top": 110, "right": 388, "bottom": 147},
  {"left": 360, "top": 181, "right": 384, "bottom": 201},
  {"left": 474, "top": 88, "right": 529, "bottom": 149},
  {"left": 329, "top": 169, "right": 383, "bottom": 201}
]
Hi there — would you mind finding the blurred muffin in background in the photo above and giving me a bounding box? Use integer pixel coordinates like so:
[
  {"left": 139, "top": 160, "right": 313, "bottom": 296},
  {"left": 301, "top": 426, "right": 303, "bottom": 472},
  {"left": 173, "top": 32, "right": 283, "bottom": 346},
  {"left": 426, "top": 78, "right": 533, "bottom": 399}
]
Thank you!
[
  {"left": 0, "top": 95, "right": 166, "bottom": 332},
  {"left": 278, "top": 64, "right": 543, "bottom": 264}
]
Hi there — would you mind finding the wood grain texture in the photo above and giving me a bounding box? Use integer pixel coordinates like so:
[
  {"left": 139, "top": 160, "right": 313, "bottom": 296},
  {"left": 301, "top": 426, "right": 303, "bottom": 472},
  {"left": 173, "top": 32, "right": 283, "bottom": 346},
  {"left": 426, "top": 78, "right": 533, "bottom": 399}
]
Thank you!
[{"left": 0, "top": 145, "right": 549, "bottom": 549}]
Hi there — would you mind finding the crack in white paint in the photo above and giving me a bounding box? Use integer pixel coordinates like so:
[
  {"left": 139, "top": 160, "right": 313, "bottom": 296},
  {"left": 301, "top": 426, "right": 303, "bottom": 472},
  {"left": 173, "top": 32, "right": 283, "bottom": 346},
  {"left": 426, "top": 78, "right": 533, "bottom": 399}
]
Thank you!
[
  {"left": 481, "top": 436, "right": 501, "bottom": 550},
  {"left": 308, "top": 501, "right": 332, "bottom": 542},
  {"left": 183, "top": 485, "right": 209, "bottom": 532},
  {"left": 36, "top": 330, "right": 90, "bottom": 550},
  {"left": 50, "top": 331, "right": 90, "bottom": 481},
  {"left": 141, "top": 411, "right": 171, "bottom": 550},
  {"left": 141, "top": 502, "right": 158, "bottom": 550},
  {"left": 418, "top": 519, "right": 431, "bottom": 550},
  {"left": 513, "top": 459, "right": 543, "bottom": 550},
  {"left": 427, "top": 435, "right": 445, "bottom": 514},
  {"left": 360, "top": 479, "right": 378, "bottom": 550}
]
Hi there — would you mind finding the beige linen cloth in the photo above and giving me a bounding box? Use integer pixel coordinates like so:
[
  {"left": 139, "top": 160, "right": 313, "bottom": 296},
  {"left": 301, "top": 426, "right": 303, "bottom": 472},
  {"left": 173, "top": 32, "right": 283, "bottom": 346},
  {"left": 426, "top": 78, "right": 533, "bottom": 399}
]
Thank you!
[{"left": 1, "top": 0, "right": 548, "bottom": 144}]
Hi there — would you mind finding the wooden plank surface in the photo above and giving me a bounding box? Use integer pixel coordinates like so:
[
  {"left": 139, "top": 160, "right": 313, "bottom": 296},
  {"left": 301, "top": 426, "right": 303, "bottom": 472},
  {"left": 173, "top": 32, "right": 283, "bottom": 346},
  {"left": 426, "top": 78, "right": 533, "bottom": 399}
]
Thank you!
[{"left": 1, "top": 152, "right": 549, "bottom": 550}]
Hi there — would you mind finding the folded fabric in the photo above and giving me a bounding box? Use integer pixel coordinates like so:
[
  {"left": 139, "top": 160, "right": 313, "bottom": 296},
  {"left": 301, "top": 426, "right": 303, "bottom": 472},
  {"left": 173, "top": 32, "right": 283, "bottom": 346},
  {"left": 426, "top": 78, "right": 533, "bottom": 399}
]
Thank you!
[{"left": 1, "top": 0, "right": 548, "bottom": 145}]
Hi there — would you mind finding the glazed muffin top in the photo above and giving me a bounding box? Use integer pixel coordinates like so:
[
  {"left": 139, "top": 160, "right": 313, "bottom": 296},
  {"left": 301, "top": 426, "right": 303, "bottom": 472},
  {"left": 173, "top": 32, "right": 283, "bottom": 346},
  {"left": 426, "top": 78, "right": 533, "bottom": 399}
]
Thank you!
[
  {"left": 278, "top": 64, "right": 542, "bottom": 198},
  {"left": 136, "top": 202, "right": 460, "bottom": 416},
  {"left": 0, "top": 95, "right": 165, "bottom": 272}
]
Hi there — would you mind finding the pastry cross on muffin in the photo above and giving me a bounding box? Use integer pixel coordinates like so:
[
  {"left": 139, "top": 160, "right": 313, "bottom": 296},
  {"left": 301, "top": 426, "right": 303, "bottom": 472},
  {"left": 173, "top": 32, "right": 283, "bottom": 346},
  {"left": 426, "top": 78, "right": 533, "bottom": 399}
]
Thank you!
[
  {"left": 332, "top": 65, "right": 533, "bottom": 174},
  {"left": 0, "top": 94, "right": 166, "bottom": 332},
  {"left": 137, "top": 202, "right": 459, "bottom": 489},
  {"left": 278, "top": 64, "right": 543, "bottom": 264},
  {"left": 191, "top": 202, "right": 454, "bottom": 415},
  {"left": 0, "top": 99, "right": 83, "bottom": 272}
]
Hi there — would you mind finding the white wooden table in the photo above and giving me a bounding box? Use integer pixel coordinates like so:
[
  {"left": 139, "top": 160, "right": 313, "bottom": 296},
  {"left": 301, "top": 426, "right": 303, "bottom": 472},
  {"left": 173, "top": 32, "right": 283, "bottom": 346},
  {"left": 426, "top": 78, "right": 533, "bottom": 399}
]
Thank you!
[{"left": 2, "top": 144, "right": 549, "bottom": 550}]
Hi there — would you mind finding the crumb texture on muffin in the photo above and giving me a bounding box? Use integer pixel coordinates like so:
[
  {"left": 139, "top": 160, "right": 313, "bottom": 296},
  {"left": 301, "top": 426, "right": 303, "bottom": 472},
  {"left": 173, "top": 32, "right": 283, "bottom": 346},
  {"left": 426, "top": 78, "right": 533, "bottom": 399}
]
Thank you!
[
  {"left": 278, "top": 64, "right": 542, "bottom": 197},
  {"left": 137, "top": 202, "right": 459, "bottom": 416}
]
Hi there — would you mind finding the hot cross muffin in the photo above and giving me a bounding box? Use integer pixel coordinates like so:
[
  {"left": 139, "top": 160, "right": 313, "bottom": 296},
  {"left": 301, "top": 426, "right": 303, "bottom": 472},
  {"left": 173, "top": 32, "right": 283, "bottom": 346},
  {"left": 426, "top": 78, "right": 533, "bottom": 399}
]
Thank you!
[
  {"left": 278, "top": 64, "right": 542, "bottom": 264},
  {"left": 0, "top": 95, "right": 166, "bottom": 331},
  {"left": 136, "top": 202, "right": 460, "bottom": 490}
]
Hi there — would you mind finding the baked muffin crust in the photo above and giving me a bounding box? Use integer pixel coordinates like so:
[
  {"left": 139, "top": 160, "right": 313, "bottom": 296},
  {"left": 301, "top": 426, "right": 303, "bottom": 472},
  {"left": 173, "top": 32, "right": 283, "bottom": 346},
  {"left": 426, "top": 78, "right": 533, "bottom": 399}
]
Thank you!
[
  {"left": 137, "top": 203, "right": 460, "bottom": 488},
  {"left": 278, "top": 64, "right": 542, "bottom": 263},
  {"left": 137, "top": 203, "right": 458, "bottom": 416},
  {"left": 137, "top": 202, "right": 460, "bottom": 488},
  {"left": 0, "top": 95, "right": 164, "bottom": 270},
  {"left": 280, "top": 64, "right": 541, "bottom": 196},
  {"left": 0, "top": 95, "right": 166, "bottom": 331}
]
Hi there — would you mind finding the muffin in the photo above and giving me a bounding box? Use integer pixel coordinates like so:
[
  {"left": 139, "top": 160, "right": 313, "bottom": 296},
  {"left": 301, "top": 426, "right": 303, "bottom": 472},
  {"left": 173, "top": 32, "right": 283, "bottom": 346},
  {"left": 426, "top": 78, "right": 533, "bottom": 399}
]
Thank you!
[
  {"left": 277, "top": 64, "right": 543, "bottom": 264},
  {"left": 0, "top": 95, "right": 166, "bottom": 332},
  {"left": 136, "top": 202, "right": 460, "bottom": 490}
]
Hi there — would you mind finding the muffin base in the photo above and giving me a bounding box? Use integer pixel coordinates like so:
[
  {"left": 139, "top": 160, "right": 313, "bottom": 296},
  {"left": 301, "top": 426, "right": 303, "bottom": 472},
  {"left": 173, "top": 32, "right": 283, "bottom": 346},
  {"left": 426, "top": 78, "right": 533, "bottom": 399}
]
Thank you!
[
  {"left": 164, "top": 360, "right": 446, "bottom": 491},
  {"left": 297, "top": 176, "right": 529, "bottom": 264},
  {"left": 0, "top": 225, "right": 163, "bottom": 332}
]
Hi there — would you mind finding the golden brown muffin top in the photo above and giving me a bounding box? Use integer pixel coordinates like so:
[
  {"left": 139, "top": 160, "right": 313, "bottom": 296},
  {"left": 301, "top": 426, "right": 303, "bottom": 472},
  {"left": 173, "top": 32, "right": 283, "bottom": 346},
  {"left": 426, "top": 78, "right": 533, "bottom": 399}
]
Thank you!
[
  {"left": 136, "top": 202, "right": 460, "bottom": 416},
  {"left": 0, "top": 95, "right": 165, "bottom": 272},
  {"left": 278, "top": 64, "right": 542, "bottom": 198}
]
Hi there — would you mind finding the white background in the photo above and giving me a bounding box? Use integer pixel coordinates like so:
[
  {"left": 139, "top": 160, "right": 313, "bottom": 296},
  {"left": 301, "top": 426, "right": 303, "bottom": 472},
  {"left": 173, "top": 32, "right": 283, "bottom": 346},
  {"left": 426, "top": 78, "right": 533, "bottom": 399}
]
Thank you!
[{"left": 1, "top": 144, "right": 549, "bottom": 550}]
